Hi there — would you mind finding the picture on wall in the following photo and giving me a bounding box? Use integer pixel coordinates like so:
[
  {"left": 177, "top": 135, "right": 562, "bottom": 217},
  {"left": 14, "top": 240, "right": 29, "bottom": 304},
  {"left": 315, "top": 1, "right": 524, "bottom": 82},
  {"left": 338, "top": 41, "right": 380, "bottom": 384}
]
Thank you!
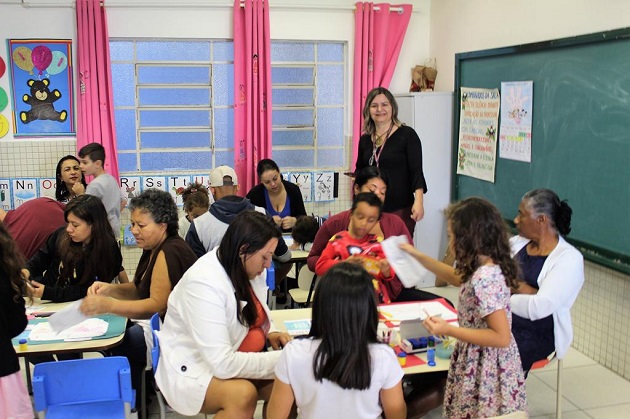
[{"left": 8, "top": 39, "right": 74, "bottom": 136}]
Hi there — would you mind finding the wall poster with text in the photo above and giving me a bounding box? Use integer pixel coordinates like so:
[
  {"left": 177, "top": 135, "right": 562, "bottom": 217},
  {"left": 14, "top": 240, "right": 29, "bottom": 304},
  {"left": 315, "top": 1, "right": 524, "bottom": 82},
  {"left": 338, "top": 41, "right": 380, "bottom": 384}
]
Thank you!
[
  {"left": 456, "top": 87, "right": 500, "bottom": 183},
  {"left": 8, "top": 39, "right": 74, "bottom": 137}
]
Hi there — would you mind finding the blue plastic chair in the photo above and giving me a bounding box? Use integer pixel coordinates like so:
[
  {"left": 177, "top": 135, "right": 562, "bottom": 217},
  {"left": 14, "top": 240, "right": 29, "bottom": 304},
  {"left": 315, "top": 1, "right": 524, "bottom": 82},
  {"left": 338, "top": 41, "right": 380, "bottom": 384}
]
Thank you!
[
  {"left": 33, "top": 356, "right": 135, "bottom": 418},
  {"left": 266, "top": 261, "right": 276, "bottom": 308},
  {"left": 149, "top": 313, "right": 167, "bottom": 419}
]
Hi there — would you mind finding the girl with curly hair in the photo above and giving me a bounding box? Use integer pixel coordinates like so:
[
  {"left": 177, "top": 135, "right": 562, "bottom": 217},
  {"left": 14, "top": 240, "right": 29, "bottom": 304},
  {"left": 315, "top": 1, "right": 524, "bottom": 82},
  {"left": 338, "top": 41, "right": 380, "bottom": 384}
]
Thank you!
[{"left": 402, "top": 197, "right": 527, "bottom": 418}]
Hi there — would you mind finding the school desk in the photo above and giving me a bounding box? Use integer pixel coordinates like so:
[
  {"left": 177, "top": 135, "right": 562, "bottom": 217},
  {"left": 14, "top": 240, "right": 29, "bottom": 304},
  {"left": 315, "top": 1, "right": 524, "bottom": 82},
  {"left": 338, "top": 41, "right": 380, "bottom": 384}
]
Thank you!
[
  {"left": 12, "top": 299, "right": 127, "bottom": 393},
  {"left": 270, "top": 299, "right": 455, "bottom": 374}
]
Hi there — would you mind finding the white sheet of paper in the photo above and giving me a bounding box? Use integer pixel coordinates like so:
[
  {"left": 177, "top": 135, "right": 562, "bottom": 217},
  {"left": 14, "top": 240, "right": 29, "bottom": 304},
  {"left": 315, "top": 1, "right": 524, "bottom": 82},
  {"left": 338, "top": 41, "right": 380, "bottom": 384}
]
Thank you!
[
  {"left": 48, "top": 300, "right": 89, "bottom": 333},
  {"left": 381, "top": 235, "right": 430, "bottom": 288},
  {"left": 379, "top": 302, "right": 458, "bottom": 322},
  {"left": 29, "top": 318, "right": 108, "bottom": 341}
]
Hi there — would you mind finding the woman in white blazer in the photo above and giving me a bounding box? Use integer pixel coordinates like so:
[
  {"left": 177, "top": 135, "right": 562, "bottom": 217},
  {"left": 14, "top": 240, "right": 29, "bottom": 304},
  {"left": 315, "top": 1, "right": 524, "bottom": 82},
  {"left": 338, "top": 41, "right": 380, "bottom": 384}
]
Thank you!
[
  {"left": 401, "top": 188, "right": 584, "bottom": 375},
  {"left": 510, "top": 188, "right": 583, "bottom": 374},
  {"left": 155, "top": 211, "right": 291, "bottom": 417}
]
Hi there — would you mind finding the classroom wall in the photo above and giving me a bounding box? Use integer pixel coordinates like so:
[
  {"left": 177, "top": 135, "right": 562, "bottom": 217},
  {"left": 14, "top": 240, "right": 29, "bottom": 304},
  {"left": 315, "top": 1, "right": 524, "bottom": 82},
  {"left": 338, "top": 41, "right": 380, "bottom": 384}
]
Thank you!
[
  {"left": 0, "top": 0, "right": 431, "bottom": 275},
  {"left": 429, "top": 0, "right": 630, "bottom": 381}
]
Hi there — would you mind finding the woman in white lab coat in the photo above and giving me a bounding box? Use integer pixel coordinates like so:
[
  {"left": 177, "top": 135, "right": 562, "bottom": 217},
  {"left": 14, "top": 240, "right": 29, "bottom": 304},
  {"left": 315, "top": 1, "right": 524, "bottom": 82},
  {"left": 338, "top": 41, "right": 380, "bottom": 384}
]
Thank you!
[{"left": 155, "top": 211, "right": 291, "bottom": 417}]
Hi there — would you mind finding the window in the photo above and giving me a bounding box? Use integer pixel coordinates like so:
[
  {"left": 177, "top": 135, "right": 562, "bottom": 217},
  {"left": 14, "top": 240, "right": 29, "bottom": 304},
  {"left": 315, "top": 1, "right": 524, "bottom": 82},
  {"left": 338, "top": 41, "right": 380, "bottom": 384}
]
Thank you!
[
  {"left": 271, "top": 41, "right": 346, "bottom": 170},
  {"left": 111, "top": 39, "right": 346, "bottom": 175},
  {"left": 110, "top": 39, "right": 234, "bottom": 174}
]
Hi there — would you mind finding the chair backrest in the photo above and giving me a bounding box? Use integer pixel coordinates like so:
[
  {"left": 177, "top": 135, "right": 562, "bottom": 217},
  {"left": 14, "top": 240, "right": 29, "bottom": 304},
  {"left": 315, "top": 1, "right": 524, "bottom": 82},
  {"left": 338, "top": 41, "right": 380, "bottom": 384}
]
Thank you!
[
  {"left": 266, "top": 261, "right": 275, "bottom": 291},
  {"left": 33, "top": 356, "right": 133, "bottom": 416},
  {"left": 297, "top": 265, "right": 316, "bottom": 291},
  {"left": 150, "top": 312, "right": 161, "bottom": 372}
]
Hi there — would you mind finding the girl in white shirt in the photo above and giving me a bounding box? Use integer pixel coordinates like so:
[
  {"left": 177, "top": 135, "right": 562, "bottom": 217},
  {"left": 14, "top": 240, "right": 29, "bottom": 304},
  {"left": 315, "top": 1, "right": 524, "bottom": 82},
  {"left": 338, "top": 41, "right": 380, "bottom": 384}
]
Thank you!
[{"left": 267, "top": 262, "right": 406, "bottom": 419}]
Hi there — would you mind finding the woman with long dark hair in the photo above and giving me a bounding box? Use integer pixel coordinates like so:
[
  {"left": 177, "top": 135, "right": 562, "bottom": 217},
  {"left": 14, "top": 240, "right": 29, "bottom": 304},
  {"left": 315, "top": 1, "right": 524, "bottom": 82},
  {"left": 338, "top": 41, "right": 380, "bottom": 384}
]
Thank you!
[
  {"left": 155, "top": 211, "right": 291, "bottom": 417},
  {"left": 0, "top": 224, "right": 33, "bottom": 418},
  {"left": 268, "top": 262, "right": 406, "bottom": 419},
  {"left": 23, "top": 194, "right": 124, "bottom": 302},
  {"left": 55, "top": 155, "right": 87, "bottom": 203}
]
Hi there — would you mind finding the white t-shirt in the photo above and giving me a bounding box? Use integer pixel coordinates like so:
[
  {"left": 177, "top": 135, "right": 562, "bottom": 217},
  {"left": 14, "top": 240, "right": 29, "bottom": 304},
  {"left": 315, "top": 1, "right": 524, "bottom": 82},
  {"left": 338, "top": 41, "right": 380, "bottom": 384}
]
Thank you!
[
  {"left": 86, "top": 173, "right": 121, "bottom": 237},
  {"left": 275, "top": 338, "right": 403, "bottom": 419}
]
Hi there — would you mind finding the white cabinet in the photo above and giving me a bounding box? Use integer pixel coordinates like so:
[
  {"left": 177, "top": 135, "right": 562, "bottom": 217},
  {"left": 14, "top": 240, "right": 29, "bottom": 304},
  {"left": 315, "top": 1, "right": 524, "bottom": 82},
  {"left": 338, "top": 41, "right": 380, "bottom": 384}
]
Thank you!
[{"left": 394, "top": 92, "right": 453, "bottom": 288}]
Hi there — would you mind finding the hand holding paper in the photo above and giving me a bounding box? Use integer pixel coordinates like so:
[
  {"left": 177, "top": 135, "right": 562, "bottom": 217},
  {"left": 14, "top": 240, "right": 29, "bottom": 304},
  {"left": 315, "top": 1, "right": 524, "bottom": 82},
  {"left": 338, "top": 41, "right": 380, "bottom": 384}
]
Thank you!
[
  {"left": 48, "top": 300, "right": 89, "bottom": 333},
  {"left": 380, "top": 235, "right": 430, "bottom": 288}
]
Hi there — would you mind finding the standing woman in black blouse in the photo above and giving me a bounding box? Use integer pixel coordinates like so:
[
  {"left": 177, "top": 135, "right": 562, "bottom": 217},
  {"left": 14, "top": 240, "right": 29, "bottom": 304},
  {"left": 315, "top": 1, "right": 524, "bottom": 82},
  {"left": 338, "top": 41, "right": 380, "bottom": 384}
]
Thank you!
[
  {"left": 0, "top": 224, "right": 34, "bottom": 418},
  {"left": 355, "top": 87, "right": 427, "bottom": 236}
]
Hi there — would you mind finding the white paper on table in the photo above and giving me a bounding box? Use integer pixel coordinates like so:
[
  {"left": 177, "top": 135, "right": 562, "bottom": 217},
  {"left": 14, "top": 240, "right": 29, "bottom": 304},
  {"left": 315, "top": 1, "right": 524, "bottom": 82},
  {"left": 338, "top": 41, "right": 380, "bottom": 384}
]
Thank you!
[
  {"left": 379, "top": 302, "right": 458, "bottom": 322},
  {"left": 29, "top": 318, "right": 109, "bottom": 341},
  {"left": 381, "top": 235, "right": 430, "bottom": 288},
  {"left": 48, "top": 300, "right": 90, "bottom": 332},
  {"left": 25, "top": 305, "right": 45, "bottom": 314}
]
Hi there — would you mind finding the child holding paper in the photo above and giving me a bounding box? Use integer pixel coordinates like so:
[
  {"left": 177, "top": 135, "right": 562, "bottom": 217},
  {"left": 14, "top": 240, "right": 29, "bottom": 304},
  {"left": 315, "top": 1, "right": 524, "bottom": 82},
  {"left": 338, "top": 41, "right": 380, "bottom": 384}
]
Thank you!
[
  {"left": 0, "top": 224, "right": 34, "bottom": 418},
  {"left": 315, "top": 193, "right": 394, "bottom": 303},
  {"left": 402, "top": 197, "right": 527, "bottom": 418},
  {"left": 267, "top": 262, "right": 406, "bottom": 419}
]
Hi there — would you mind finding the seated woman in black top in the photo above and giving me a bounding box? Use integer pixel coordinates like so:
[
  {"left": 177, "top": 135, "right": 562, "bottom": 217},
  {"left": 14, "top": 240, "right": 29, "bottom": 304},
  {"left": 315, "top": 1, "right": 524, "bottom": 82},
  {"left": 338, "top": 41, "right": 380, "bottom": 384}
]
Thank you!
[
  {"left": 246, "top": 159, "right": 307, "bottom": 232},
  {"left": 22, "top": 194, "right": 125, "bottom": 302}
]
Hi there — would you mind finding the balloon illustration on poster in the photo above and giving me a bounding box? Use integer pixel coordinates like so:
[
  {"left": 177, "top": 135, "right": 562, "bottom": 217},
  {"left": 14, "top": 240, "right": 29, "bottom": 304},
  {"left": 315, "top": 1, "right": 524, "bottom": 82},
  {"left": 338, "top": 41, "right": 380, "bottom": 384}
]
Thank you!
[
  {"left": 32, "top": 46, "right": 53, "bottom": 77},
  {"left": 46, "top": 51, "right": 68, "bottom": 76},
  {"left": 8, "top": 39, "right": 74, "bottom": 136},
  {"left": 0, "top": 114, "right": 9, "bottom": 138},
  {"left": 0, "top": 56, "right": 5, "bottom": 78},
  {"left": 12, "top": 46, "right": 34, "bottom": 75},
  {"left": 0, "top": 88, "right": 8, "bottom": 112}
]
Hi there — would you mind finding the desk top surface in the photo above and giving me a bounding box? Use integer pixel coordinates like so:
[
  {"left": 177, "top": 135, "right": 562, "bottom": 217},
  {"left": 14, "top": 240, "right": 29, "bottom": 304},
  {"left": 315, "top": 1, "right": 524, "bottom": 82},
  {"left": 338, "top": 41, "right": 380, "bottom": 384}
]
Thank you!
[
  {"left": 13, "top": 299, "right": 126, "bottom": 357},
  {"left": 270, "top": 306, "right": 450, "bottom": 374}
]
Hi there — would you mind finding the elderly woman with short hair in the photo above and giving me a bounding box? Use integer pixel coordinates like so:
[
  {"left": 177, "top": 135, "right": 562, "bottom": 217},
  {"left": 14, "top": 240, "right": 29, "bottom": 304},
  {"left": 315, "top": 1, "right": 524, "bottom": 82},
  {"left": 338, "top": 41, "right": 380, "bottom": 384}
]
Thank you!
[{"left": 80, "top": 189, "right": 198, "bottom": 397}]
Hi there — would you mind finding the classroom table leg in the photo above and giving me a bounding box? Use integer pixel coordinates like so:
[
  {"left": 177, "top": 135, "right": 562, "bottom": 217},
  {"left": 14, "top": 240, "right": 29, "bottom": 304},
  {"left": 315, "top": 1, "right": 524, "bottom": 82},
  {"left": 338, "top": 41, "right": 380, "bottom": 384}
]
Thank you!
[{"left": 23, "top": 357, "right": 32, "bottom": 395}]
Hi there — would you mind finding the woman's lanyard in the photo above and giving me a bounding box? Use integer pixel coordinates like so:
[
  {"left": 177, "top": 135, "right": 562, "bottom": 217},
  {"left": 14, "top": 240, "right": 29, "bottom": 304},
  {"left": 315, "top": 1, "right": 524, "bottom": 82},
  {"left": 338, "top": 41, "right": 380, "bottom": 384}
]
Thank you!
[{"left": 369, "top": 123, "right": 394, "bottom": 167}]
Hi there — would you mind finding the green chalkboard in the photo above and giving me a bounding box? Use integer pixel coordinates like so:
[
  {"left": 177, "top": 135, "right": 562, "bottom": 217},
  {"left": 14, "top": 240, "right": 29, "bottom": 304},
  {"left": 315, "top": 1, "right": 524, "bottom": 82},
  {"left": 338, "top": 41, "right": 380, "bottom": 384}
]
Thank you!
[{"left": 453, "top": 28, "right": 630, "bottom": 274}]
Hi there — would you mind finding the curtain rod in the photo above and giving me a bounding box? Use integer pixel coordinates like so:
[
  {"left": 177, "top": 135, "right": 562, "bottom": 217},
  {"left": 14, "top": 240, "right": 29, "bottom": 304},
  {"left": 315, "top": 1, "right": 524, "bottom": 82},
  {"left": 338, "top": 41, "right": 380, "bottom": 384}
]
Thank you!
[{"left": 9, "top": 1, "right": 413, "bottom": 13}]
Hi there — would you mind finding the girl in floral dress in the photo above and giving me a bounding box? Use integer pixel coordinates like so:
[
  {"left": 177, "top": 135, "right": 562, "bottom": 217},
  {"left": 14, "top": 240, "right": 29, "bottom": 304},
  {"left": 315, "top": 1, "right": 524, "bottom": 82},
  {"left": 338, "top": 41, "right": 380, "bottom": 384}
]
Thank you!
[{"left": 420, "top": 197, "right": 527, "bottom": 418}]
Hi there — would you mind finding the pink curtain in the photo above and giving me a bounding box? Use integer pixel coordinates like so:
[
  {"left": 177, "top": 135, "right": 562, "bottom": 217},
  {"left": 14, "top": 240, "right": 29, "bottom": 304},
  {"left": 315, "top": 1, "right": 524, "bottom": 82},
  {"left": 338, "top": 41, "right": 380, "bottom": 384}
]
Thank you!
[
  {"left": 352, "top": 2, "right": 412, "bottom": 168},
  {"left": 233, "top": 0, "right": 272, "bottom": 195},
  {"left": 76, "top": 0, "right": 119, "bottom": 180}
]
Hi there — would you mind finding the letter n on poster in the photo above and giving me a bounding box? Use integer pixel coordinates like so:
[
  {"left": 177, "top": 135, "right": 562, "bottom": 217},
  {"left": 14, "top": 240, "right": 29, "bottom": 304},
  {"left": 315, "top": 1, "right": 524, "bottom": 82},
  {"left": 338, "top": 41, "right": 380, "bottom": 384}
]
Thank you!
[{"left": 456, "top": 87, "right": 500, "bottom": 182}]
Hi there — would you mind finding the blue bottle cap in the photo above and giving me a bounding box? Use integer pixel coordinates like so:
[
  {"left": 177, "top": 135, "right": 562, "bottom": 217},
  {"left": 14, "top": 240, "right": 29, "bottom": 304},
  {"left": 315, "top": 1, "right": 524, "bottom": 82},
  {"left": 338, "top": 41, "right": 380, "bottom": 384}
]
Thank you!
[
  {"left": 19, "top": 339, "right": 27, "bottom": 344},
  {"left": 398, "top": 352, "right": 407, "bottom": 358}
]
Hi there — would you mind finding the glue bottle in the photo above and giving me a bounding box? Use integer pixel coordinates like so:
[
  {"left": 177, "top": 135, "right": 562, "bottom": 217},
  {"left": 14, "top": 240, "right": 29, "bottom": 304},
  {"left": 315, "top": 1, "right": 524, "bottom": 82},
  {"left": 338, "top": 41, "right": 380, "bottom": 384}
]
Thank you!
[
  {"left": 18, "top": 339, "right": 28, "bottom": 351},
  {"left": 427, "top": 348, "right": 436, "bottom": 367}
]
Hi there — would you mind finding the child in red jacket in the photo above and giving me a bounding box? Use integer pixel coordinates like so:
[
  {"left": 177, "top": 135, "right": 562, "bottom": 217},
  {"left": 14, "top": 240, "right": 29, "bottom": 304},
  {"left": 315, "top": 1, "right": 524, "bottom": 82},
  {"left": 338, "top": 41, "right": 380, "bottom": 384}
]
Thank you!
[{"left": 315, "top": 193, "right": 395, "bottom": 303}]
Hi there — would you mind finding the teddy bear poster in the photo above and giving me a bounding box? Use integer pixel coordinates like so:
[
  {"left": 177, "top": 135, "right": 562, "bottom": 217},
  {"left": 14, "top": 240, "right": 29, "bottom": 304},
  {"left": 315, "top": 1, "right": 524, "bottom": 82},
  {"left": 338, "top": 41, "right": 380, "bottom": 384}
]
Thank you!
[{"left": 8, "top": 39, "right": 74, "bottom": 136}]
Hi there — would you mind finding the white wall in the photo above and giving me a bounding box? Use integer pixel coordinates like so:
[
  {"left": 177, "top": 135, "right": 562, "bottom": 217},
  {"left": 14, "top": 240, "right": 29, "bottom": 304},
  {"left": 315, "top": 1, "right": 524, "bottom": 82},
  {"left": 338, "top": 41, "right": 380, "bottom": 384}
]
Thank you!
[
  {"left": 429, "top": 0, "right": 630, "bottom": 381},
  {"left": 430, "top": 0, "right": 630, "bottom": 91},
  {"left": 0, "top": 0, "right": 431, "bottom": 151}
]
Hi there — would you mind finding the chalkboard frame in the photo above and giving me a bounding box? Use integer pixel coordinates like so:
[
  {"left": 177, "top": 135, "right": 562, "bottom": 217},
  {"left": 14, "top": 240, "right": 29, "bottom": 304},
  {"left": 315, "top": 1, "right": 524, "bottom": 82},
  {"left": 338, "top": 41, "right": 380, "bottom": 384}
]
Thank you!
[{"left": 452, "top": 28, "right": 630, "bottom": 275}]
